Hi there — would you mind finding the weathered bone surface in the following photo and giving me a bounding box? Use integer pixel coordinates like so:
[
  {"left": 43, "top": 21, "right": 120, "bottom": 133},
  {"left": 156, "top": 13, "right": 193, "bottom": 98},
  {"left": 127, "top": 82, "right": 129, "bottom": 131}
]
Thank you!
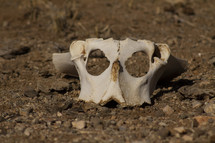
[{"left": 52, "top": 38, "right": 187, "bottom": 106}]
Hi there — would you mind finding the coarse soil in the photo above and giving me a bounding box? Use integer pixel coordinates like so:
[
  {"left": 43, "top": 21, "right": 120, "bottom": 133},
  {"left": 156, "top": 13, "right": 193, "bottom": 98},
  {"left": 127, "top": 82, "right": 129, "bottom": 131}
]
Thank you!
[{"left": 0, "top": 0, "right": 215, "bottom": 143}]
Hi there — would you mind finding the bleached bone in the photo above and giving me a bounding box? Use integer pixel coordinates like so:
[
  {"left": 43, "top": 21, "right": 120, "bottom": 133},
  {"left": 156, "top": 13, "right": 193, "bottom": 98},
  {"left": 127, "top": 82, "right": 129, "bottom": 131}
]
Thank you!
[
  {"left": 53, "top": 38, "right": 187, "bottom": 106},
  {"left": 53, "top": 52, "right": 78, "bottom": 76}
]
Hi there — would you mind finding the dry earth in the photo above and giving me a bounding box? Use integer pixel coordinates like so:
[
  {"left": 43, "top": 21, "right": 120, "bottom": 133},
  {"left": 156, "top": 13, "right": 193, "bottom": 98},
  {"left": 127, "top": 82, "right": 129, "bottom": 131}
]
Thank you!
[{"left": 0, "top": 0, "right": 215, "bottom": 142}]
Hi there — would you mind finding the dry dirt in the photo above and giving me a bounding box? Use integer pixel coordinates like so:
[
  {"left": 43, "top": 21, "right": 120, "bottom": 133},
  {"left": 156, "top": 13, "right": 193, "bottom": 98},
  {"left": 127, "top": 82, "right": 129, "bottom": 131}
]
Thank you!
[{"left": 0, "top": 0, "right": 215, "bottom": 143}]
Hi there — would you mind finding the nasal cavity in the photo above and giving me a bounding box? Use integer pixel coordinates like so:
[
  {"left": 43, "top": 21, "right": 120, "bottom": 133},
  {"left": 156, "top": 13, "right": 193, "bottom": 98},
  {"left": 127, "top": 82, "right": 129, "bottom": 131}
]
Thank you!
[
  {"left": 86, "top": 49, "right": 110, "bottom": 76},
  {"left": 125, "top": 51, "right": 149, "bottom": 77}
]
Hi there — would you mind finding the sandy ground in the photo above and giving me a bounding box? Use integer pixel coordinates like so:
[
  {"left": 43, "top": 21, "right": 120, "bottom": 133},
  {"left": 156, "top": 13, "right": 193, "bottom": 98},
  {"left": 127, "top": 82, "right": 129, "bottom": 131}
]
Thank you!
[{"left": 0, "top": 0, "right": 215, "bottom": 142}]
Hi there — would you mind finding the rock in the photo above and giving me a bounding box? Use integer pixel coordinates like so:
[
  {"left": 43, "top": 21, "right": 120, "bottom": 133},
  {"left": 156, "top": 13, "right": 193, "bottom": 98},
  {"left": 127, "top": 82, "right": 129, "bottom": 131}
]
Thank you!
[
  {"left": 146, "top": 116, "right": 153, "bottom": 122},
  {"left": 24, "top": 88, "right": 38, "bottom": 98},
  {"left": 158, "top": 122, "right": 167, "bottom": 127},
  {"left": 51, "top": 80, "right": 69, "bottom": 92},
  {"left": 178, "top": 86, "right": 214, "bottom": 100},
  {"left": 199, "top": 81, "right": 211, "bottom": 87},
  {"left": 158, "top": 128, "right": 170, "bottom": 139},
  {"left": 15, "top": 124, "right": 25, "bottom": 131},
  {"left": 0, "top": 127, "right": 7, "bottom": 135},
  {"left": 193, "top": 116, "right": 215, "bottom": 126},
  {"left": 204, "top": 102, "right": 215, "bottom": 114},
  {"left": 24, "top": 128, "right": 32, "bottom": 136},
  {"left": 58, "top": 101, "right": 73, "bottom": 111},
  {"left": 72, "top": 120, "right": 86, "bottom": 129},
  {"left": 91, "top": 117, "right": 103, "bottom": 129},
  {"left": 57, "top": 112, "right": 62, "bottom": 117},
  {"left": 0, "top": 45, "right": 31, "bottom": 59},
  {"left": 209, "top": 56, "right": 215, "bottom": 67},
  {"left": 37, "top": 80, "right": 51, "bottom": 93},
  {"left": 165, "top": 0, "right": 186, "bottom": 5},
  {"left": 210, "top": 135, "right": 215, "bottom": 143},
  {"left": 118, "top": 126, "right": 126, "bottom": 132},
  {"left": 82, "top": 102, "right": 98, "bottom": 112},
  {"left": 56, "top": 121, "right": 62, "bottom": 125},
  {"left": 192, "top": 100, "right": 202, "bottom": 108},
  {"left": 182, "top": 135, "right": 193, "bottom": 142},
  {"left": 154, "top": 110, "right": 165, "bottom": 117},
  {"left": 174, "top": 127, "right": 186, "bottom": 134},
  {"left": 63, "top": 121, "right": 71, "bottom": 128},
  {"left": 2, "top": 21, "right": 8, "bottom": 27},
  {"left": 162, "top": 105, "right": 174, "bottom": 115},
  {"left": 19, "top": 107, "right": 33, "bottom": 116},
  {"left": 194, "top": 129, "right": 205, "bottom": 138},
  {"left": 179, "top": 114, "right": 188, "bottom": 119},
  {"left": 182, "top": 6, "right": 195, "bottom": 16}
]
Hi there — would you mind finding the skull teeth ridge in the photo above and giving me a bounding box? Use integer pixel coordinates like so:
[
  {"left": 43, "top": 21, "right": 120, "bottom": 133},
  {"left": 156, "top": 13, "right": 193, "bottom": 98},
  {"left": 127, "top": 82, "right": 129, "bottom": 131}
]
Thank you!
[{"left": 52, "top": 38, "right": 188, "bottom": 106}]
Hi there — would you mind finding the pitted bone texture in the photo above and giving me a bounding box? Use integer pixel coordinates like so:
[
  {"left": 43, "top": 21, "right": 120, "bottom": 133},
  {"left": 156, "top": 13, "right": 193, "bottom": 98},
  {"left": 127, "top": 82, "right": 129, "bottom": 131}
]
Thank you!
[{"left": 53, "top": 38, "right": 187, "bottom": 106}]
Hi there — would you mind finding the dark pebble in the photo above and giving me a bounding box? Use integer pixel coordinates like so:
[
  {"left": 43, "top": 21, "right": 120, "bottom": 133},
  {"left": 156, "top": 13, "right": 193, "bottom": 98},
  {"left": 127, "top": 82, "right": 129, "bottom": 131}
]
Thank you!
[
  {"left": 24, "top": 89, "right": 38, "bottom": 98},
  {"left": 210, "top": 135, "right": 215, "bottom": 143},
  {"left": 158, "top": 128, "right": 170, "bottom": 139}
]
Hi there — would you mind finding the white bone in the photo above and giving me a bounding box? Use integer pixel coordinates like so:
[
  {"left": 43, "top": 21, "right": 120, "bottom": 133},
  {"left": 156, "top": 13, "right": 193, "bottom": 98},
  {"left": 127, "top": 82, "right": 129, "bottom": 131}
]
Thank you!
[
  {"left": 52, "top": 52, "right": 78, "bottom": 76},
  {"left": 52, "top": 38, "right": 187, "bottom": 106}
]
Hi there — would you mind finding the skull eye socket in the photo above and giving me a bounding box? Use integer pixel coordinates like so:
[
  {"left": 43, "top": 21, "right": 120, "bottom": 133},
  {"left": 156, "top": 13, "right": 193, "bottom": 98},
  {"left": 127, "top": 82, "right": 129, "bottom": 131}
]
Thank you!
[
  {"left": 86, "top": 49, "right": 110, "bottom": 76},
  {"left": 125, "top": 51, "right": 149, "bottom": 77}
]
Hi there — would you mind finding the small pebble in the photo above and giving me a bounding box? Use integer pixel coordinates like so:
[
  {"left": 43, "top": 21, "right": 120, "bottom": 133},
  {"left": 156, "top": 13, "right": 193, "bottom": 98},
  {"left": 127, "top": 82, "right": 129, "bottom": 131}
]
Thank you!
[
  {"left": 63, "top": 121, "right": 71, "bottom": 128},
  {"left": 24, "top": 89, "right": 38, "bottom": 98},
  {"left": 210, "top": 135, "right": 215, "bottom": 143},
  {"left": 51, "top": 80, "right": 69, "bottom": 92},
  {"left": 204, "top": 102, "right": 215, "bottom": 114},
  {"left": 72, "top": 120, "right": 86, "bottom": 129},
  {"left": 192, "top": 100, "right": 202, "bottom": 108},
  {"left": 163, "top": 105, "right": 174, "bottom": 115},
  {"left": 24, "top": 128, "right": 32, "bottom": 136},
  {"left": 56, "top": 121, "right": 62, "bottom": 125},
  {"left": 182, "top": 135, "right": 193, "bottom": 142},
  {"left": 158, "top": 128, "right": 170, "bottom": 139},
  {"left": 57, "top": 112, "right": 62, "bottom": 117},
  {"left": 174, "top": 127, "right": 186, "bottom": 134}
]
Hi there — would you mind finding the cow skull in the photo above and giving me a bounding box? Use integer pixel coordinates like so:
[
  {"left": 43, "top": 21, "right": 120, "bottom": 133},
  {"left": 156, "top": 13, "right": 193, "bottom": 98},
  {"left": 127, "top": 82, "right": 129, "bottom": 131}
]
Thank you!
[{"left": 53, "top": 38, "right": 187, "bottom": 106}]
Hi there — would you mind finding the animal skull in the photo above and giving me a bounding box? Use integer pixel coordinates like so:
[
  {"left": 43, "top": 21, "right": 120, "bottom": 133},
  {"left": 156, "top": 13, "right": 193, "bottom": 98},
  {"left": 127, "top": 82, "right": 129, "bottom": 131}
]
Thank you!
[{"left": 53, "top": 38, "right": 187, "bottom": 106}]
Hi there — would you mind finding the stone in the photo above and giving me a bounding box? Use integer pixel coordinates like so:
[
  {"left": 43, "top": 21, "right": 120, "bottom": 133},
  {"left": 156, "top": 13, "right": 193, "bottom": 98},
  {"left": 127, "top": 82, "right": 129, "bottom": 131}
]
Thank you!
[
  {"left": 91, "top": 117, "right": 103, "bottom": 129},
  {"left": 19, "top": 107, "right": 33, "bottom": 116},
  {"left": 210, "top": 135, "right": 215, "bottom": 143},
  {"left": 193, "top": 116, "right": 215, "bottom": 126},
  {"left": 56, "top": 121, "right": 62, "bottom": 125},
  {"left": 209, "top": 56, "right": 215, "bottom": 67},
  {"left": 192, "top": 100, "right": 202, "bottom": 108},
  {"left": 51, "top": 80, "right": 70, "bottom": 92},
  {"left": 63, "top": 121, "right": 71, "bottom": 128},
  {"left": 37, "top": 80, "right": 51, "bottom": 93},
  {"left": 162, "top": 105, "right": 174, "bottom": 115},
  {"left": 174, "top": 127, "right": 186, "bottom": 134},
  {"left": 59, "top": 101, "right": 73, "bottom": 111},
  {"left": 119, "top": 126, "right": 126, "bottom": 132},
  {"left": 182, "top": 135, "right": 193, "bottom": 142},
  {"left": 15, "top": 124, "right": 25, "bottom": 131},
  {"left": 158, "top": 122, "right": 167, "bottom": 127},
  {"left": 178, "top": 86, "right": 214, "bottom": 100},
  {"left": 57, "top": 112, "right": 62, "bottom": 117},
  {"left": 24, "top": 88, "right": 38, "bottom": 98},
  {"left": 154, "top": 110, "right": 165, "bottom": 117},
  {"left": 72, "top": 120, "right": 86, "bottom": 129},
  {"left": 0, "top": 45, "right": 30, "bottom": 59},
  {"left": 204, "top": 102, "right": 215, "bottom": 114},
  {"left": 158, "top": 128, "right": 170, "bottom": 139},
  {"left": 24, "top": 128, "right": 32, "bottom": 136}
]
